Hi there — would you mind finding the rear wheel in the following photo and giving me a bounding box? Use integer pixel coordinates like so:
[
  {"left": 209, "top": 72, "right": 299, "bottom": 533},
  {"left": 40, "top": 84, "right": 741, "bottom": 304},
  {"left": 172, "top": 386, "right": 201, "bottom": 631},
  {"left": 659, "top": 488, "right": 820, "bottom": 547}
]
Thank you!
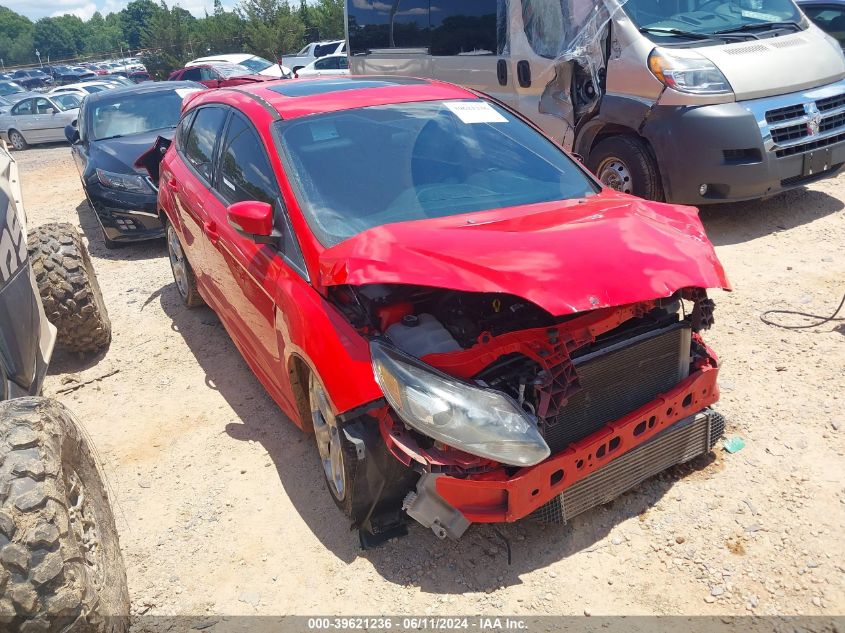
[
  {"left": 0, "top": 397, "right": 129, "bottom": 632},
  {"left": 166, "top": 221, "right": 203, "bottom": 307},
  {"left": 588, "top": 136, "right": 663, "bottom": 201},
  {"left": 7, "top": 130, "right": 27, "bottom": 151},
  {"left": 27, "top": 223, "right": 111, "bottom": 354}
]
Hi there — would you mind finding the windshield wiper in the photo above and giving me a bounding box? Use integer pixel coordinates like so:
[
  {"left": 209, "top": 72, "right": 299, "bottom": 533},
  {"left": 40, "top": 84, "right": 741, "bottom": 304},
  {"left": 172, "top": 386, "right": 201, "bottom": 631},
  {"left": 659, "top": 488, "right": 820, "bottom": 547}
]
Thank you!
[
  {"left": 639, "top": 26, "right": 713, "bottom": 40},
  {"left": 714, "top": 21, "right": 802, "bottom": 34}
]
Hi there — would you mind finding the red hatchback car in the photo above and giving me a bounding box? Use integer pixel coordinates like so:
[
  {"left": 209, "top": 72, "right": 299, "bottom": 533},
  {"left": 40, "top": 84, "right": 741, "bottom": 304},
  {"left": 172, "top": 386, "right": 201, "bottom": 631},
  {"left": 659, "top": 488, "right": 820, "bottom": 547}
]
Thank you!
[
  {"left": 158, "top": 77, "right": 730, "bottom": 545},
  {"left": 168, "top": 63, "right": 271, "bottom": 89}
]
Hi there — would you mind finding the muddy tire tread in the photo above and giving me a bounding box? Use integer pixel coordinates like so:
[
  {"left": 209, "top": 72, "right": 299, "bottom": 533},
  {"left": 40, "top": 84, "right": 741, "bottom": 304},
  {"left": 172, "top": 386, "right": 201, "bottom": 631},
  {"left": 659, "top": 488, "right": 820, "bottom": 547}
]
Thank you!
[{"left": 27, "top": 223, "right": 111, "bottom": 354}]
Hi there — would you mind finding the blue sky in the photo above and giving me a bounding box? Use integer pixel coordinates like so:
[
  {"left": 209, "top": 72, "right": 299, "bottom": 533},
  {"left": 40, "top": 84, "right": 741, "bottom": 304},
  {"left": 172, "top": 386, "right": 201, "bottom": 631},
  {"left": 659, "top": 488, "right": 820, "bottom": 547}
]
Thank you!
[{"left": 6, "top": 0, "right": 239, "bottom": 20}]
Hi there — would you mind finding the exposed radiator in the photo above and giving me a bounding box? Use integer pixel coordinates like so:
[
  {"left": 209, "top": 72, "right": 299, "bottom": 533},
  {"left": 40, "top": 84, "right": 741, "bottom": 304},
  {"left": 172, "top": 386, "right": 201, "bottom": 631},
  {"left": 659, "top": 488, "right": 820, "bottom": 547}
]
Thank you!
[
  {"left": 532, "top": 409, "right": 725, "bottom": 524},
  {"left": 541, "top": 321, "right": 691, "bottom": 454}
]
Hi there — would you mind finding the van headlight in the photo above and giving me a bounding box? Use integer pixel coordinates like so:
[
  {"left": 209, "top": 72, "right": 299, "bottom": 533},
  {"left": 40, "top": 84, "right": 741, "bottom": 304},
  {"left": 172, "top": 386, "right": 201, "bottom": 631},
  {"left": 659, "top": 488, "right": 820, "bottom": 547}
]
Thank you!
[
  {"left": 648, "top": 47, "right": 732, "bottom": 95},
  {"left": 371, "top": 340, "right": 550, "bottom": 467}
]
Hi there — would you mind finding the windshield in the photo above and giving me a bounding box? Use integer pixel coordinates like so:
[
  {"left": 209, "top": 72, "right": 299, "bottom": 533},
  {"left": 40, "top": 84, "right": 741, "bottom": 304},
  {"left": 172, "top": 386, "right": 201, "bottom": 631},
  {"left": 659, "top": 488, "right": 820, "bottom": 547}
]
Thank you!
[
  {"left": 88, "top": 89, "right": 195, "bottom": 141},
  {"left": 624, "top": 0, "right": 803, "bottom": 35},
  {"left": 52, "top": 94, "right": 81, "bottom": 110},
  {"left": 278, "top": 100, "right": 599, "bottom": 248},
  {"left": 238, "top": 56, "right": 273, "bottom": 73},
  {"left": 215, "top": 63, "right": 251, "bottom": 78},
  {"left": 0, "top": 82, "right": 24, "bottom": 96}
]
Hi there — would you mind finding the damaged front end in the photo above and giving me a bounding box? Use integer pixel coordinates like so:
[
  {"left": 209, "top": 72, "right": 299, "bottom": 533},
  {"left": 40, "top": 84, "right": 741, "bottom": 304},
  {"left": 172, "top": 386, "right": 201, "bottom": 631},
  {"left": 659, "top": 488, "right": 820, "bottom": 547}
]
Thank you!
[{"left": 332, "top": 282, "right": 722, "bottom": 540}]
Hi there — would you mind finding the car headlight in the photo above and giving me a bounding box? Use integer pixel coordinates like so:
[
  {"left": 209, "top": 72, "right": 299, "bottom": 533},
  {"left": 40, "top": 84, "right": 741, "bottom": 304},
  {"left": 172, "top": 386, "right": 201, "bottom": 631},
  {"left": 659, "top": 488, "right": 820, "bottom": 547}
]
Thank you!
[
  {"left": 648, "top": 47, "right": 732, "bottom": 95},
  {"left": 96, "top": 168, "right": 152, "bottom": 194},
  {"left": 371, "top": 340, "right": 550, "bottom": 467}
]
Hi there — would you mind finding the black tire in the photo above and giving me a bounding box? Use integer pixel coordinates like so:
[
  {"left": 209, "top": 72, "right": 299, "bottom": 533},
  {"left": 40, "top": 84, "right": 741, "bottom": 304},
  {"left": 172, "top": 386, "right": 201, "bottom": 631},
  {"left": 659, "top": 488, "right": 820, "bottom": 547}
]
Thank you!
[
  {"left": 165, "top": 221, "right": 204, "bottom": 308},
  {"left": 27, "top": 224, "right": 111, "bottom": 354},
  {"left": 309, "top": 373, "right": 371, "bottom": 523},
  {"left": 7, "top": 130, "right": 27, "bottom": 152},
  {"left": 587, "top": 135, "right": 663, "bottom": 201},
  {"left": 0, "top": 397, "right": 129, "bottom": 632}
]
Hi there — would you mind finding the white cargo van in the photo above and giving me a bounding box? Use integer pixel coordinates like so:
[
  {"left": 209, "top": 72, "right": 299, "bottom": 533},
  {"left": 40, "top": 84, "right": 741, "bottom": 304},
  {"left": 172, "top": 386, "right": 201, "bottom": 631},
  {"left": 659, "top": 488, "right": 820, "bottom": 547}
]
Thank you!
[{"left": 346, "top": 0, "right": 845, "bottom": 203}]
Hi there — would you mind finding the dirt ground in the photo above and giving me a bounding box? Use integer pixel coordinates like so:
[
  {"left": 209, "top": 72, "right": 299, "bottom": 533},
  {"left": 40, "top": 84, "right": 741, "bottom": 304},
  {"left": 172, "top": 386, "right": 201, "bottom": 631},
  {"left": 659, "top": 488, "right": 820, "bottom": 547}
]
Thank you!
[{"left": 15, "top": 144, "right": 845, "bottom": 618}]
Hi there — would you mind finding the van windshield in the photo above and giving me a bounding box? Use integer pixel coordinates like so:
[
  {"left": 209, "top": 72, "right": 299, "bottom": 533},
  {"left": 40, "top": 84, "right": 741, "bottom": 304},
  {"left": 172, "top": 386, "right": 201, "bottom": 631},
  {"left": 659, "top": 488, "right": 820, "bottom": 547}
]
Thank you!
[
  {"left": 277, "top": 100, "right": 599, "bottom": 248},
  {"left": 624, "top": 0, "right": 804, "bottom": 36}
]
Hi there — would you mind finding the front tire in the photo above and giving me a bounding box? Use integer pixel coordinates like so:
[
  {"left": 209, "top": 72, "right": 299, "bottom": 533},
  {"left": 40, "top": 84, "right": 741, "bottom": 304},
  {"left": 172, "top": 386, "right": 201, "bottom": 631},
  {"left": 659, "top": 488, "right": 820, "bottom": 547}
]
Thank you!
[
  {"left": 7, "top": 130, "right": 27, "bottom": 151},
  {"left": 166, "top": 221, "right": 203, "bottom": 307},
  {"left": 27, "top": 223, "right": 111, "bottom": 354},
  {"left": 587, "top": 136, "right": 663, "bottom": 201},
  {"left": 0, "top": 397, "right": 129, "bottom": 631}
]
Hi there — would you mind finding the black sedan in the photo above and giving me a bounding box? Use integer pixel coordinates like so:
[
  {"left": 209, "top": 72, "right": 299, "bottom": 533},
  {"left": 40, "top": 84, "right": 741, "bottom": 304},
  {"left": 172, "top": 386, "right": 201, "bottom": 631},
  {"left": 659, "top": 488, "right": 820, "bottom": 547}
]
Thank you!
[
  {"left": 67, "top": 81, "right": 204, "bottom": 248},
  {"left": 799, "top": 0, "right": 845, "bottom": 46},
  {"left": 11, "top": 69, "right": 53, "bottom": 89}
]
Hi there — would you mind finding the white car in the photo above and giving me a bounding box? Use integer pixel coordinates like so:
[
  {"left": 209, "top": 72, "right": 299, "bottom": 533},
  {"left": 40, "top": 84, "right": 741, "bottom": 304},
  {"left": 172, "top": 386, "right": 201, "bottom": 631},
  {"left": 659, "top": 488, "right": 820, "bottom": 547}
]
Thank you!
[
  {"left": 280, "top": 40, "right": 345, "bottom": 73},
  {"left": 186, "top": 54, "right": 291, "bottom": 79},
  {"left": 295, "top": 54, "right": 349, "bottom": 78},
  {"left": 49, "top": 81, "right": 118, "bottom": 98},
  {"left": 0, "top": 93, "right": 80, "bottom": 150}
]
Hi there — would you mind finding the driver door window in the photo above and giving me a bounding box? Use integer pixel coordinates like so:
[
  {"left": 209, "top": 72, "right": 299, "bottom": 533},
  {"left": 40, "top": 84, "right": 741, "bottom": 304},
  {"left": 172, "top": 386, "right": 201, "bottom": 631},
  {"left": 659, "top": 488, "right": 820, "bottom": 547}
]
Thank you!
[{"left": 200, "top": 67, "right": 219, "bottom": 82}]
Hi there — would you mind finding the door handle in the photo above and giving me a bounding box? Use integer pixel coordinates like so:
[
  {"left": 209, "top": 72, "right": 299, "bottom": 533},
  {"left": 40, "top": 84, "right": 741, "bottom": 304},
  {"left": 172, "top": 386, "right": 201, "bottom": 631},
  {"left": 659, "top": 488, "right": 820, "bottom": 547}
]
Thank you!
[
  {"left": 203, "top": 220, "right": 220, "bottom": 245},
  {"left": 517, "top": 60, "right": 532, "bottom": 88},
  {"left": 497, "top": 59, "right": 508, "bottom": 86},
  {"left": 167, "top": 177, "right": 179, "bottom": 191}
]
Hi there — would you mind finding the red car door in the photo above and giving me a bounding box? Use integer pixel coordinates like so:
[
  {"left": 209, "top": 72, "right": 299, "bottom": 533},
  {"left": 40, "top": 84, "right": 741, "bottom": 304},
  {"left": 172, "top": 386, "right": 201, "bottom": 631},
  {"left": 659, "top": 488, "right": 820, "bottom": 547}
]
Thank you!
[
  {"left": 200, "top": 111, "right": 289, "bottom": 403},
  {"left": 167, "top": 105, "right": 229, "bottom": 301}
]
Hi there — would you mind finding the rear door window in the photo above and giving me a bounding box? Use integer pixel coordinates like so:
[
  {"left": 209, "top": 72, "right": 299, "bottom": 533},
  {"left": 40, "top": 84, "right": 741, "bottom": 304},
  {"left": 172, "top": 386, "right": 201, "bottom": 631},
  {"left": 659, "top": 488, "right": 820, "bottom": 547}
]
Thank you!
[
  {"left": 183, "top": 107, "right": 228, "bottom": 182},
  {"left": 181, "top": 67, "right": 202, "bottom": 81},
  {"left": 11, "top": 100, "right": 33, "bottom": 116}
]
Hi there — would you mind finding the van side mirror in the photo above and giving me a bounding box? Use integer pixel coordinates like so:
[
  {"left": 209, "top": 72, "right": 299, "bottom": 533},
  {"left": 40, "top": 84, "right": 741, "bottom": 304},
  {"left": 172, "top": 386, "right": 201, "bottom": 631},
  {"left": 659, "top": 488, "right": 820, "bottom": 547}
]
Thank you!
[
  {"left": 227, "top": 201, "right": 281, "bottom": 245},
  {"left": 64, "top": 123, "right": 79, "bottom": 144}
]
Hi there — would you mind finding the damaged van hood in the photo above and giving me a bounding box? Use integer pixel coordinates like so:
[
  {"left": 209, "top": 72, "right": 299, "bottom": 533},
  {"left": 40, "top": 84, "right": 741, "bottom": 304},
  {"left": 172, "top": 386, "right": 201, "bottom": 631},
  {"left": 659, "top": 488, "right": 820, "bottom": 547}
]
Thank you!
[{"left": 319, "top": 192, "right": 730, "bottom": 316}]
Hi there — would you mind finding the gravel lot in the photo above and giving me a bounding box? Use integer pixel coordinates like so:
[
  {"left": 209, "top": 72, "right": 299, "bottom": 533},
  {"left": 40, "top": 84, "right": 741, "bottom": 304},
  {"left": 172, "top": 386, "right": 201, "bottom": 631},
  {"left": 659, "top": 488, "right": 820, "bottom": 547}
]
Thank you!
[{"left": 15, "top": 144, "right": 845, "bottom": 617}]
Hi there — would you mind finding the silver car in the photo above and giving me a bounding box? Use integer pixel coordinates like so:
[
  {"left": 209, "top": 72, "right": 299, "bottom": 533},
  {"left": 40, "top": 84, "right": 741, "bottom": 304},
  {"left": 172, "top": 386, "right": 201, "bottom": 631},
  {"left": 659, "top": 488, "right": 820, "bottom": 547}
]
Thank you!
[{"left": 0, "top": 93, "right": 81, "bottom": 150}]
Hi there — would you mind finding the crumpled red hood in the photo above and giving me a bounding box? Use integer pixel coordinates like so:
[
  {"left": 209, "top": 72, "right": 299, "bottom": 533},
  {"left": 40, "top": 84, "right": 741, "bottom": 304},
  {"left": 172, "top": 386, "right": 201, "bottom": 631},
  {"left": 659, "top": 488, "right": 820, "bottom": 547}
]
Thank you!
[{"left": 318, "top": 192, "right": 730, "bottom": 316}]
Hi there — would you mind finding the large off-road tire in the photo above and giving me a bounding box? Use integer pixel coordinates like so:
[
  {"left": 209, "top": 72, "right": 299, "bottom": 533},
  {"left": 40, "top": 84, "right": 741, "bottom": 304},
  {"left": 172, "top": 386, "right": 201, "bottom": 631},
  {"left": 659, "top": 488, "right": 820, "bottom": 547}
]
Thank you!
[
  {"left": 587, "top": 135, "right": 663, "bottom": 201},
  {"left": 27, "top": 223, "right": 111, "bottom": 354},
  {"left": 0, "top": 397, "right": 129, "bottom": 632}
]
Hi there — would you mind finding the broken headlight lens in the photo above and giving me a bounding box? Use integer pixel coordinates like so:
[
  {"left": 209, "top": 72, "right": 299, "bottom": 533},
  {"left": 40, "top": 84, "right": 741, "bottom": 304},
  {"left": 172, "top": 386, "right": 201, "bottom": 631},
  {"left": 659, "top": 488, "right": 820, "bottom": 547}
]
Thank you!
[
  {"left": 96, "top": 168, "right": 152, "bottom": 194},
  {"left": 648, "top": 48, "right": 732, "bottom": 95},
  {"left": 371, "top": 340, "right": 550, "bottom": 467}
]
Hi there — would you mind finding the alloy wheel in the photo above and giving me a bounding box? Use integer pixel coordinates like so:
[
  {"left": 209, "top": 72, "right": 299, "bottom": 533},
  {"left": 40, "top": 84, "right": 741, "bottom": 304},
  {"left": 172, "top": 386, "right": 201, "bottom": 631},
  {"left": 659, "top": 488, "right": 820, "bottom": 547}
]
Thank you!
[
  {"left": 167, "top": 224, "right": 189, "bottom": 299},
  {"left": 310, "top": 376, "right": 347, "bottom": 501},
  {"left": 9, "top": 131, "right": 25, "bottom": 151}
]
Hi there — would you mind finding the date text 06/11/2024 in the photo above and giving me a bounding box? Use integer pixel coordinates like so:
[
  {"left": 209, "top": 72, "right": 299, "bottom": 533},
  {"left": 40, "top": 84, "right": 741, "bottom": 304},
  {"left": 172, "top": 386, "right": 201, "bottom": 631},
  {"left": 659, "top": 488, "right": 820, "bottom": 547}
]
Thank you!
[{"left": 306, "top": 617, "right": 529, "bottom": 630}]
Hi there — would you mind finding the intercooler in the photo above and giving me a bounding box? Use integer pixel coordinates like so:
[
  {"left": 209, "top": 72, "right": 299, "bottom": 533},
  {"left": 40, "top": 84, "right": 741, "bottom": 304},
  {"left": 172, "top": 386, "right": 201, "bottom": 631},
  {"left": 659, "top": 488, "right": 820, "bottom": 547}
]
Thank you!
[
  {"left": 541, "top": 321, "right": 692, "bottom": 454},
  {"left": 532, "top": 409, "right": 725, "bottom": 524}
]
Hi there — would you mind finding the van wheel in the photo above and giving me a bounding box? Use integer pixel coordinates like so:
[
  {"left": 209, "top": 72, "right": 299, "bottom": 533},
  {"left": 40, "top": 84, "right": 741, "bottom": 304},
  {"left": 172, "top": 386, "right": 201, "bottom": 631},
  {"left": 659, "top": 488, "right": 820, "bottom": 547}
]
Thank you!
[
  {"left": 588, "top": 136, "right": 663, "bottom": 201},
  {"left": 8, "top": 130, "right": 27, "bottom": 151},
  {"left": 27, "top": 223, "right": 111, "bottom": 354},
  {"left": 0, "top": 397, "right": 129, "bottom": 632},
  {"left": 166, "top": 221, "right": 203, "bottom": 307}
]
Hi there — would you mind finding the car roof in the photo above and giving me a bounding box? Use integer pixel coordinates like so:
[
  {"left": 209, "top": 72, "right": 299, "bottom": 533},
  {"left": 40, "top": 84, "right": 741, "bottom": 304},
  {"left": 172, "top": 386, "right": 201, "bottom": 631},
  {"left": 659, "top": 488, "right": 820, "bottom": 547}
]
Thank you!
[
  {"left": 190, "top": 53, "right": 252, "bottom": 64},
  {"left": 186, "top": 76, "right": 478, "bottom": 120},
  {"left": 83, "top": 80, "right": 204, "bottom": 105}
]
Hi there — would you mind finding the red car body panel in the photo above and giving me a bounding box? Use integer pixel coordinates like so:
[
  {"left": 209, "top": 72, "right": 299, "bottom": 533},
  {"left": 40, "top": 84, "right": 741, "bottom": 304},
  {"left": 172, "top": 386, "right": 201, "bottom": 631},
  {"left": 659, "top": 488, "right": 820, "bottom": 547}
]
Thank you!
[
  {"left": 319, "top": 191, "right": 730, "bottom": 316},
  {"left": 158, "top": 78, "right": 730, "bottom": 534}
]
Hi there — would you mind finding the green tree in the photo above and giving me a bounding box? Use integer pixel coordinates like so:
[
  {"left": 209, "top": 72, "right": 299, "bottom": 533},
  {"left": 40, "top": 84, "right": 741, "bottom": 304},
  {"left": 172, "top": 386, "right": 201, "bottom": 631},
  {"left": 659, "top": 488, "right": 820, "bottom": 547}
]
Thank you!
[
  {"left": 309, "top": 0, "right": 344, "bottom": 40},
  {"left": 83, "top": 12, "right": 126, "bottom": 58},
  {"left": 142, "top": 1, "right": 195, "bottom": 78},
  {"left": 238, "top": 0, "right": 304, "bottom": 61},
  {"left": 33, "top": 17, "right": 78, "bottom": 61},
  {"left": 192, "top": 0, "right": 245, "bottom": 55},
  {"left": 120, "top": 0, "right": 161, "bottom": 51},
  {"left": 0, "top": 7, "right": 35, "bottom": 66}
]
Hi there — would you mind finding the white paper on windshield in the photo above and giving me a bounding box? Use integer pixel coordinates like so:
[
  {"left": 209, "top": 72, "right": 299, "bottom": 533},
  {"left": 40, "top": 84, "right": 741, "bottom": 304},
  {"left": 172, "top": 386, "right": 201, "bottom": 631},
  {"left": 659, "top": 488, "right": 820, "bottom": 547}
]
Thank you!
[
  {"left": 175, "top": 88, "right": 202, "bottom": 99},
  {"left": 444, "top": 101, "right": 508, "bottom": 124},
  {"left": 740, "top": 10, "right": 782, "bottom": 21}
]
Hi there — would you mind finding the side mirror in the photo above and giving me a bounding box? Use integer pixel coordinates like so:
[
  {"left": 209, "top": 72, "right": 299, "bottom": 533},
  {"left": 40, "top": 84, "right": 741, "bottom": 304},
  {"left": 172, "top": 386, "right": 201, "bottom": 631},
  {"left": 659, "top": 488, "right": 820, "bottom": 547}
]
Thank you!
[
  {"left": 227, "top": 201, "right": 281, "bottom": 245},
  {"left": 45, "top": 108, "right": 55, "bottom": 115},
  {"left": 64, "top": 123, "right": 79, "bottom": 144}
]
